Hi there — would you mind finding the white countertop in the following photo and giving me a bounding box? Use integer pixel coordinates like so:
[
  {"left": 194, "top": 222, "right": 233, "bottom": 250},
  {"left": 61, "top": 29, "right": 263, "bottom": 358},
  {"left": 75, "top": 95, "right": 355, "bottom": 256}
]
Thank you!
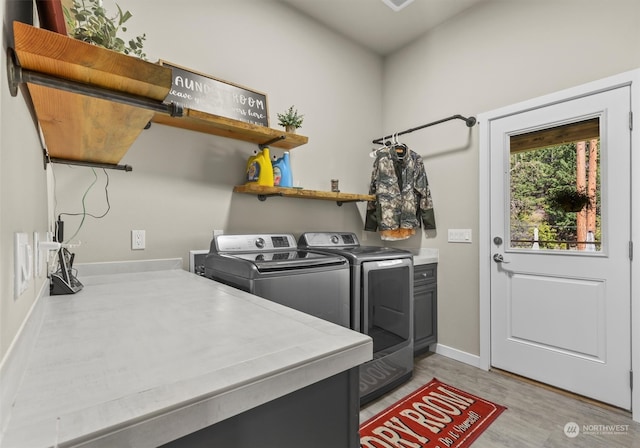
[
  {"left": 1, "top": 266, "right": 372, "bottom": 448},
  {"left": 412, "top": 248, "right": 439, "bottom": 265}
]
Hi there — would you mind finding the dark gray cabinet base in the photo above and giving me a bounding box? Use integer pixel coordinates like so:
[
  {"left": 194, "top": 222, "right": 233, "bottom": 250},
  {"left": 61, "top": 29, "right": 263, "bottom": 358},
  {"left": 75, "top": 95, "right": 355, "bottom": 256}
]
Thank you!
[
  {"left": 414, "top": 263, "right": 437, "bottom": 356},
  {"left": 162, "top": 368, "right": 360, "bottom": 448}
]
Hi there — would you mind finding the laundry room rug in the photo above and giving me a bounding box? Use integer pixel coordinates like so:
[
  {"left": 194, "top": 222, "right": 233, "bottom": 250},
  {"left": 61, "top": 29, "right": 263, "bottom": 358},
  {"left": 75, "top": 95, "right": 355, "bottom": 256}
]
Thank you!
[{"left": 360, "top": 378, "right": 506, "bottom": 448}]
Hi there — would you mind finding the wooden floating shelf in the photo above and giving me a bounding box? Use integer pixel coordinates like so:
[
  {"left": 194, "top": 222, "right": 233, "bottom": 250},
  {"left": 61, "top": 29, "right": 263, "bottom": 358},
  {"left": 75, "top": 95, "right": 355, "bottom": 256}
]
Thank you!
[
  {"left": 12, "top": 22, "right": 309, "bottom": 168},
  {"left": 152, "top": 109, "right": 308, "bottom": 150},
  {"left": 13, "top": 22, "right": 172, "bottom": 166},
  {"left": 233, "top": 184, "right": 374, "bottom": 205}
]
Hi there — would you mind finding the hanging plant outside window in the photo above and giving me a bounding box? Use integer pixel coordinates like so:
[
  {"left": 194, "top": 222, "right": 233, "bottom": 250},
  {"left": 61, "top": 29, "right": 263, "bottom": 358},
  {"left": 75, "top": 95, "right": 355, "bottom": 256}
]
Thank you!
[{"left": 547, "top": 185, "right": 590, "bottom": 212}]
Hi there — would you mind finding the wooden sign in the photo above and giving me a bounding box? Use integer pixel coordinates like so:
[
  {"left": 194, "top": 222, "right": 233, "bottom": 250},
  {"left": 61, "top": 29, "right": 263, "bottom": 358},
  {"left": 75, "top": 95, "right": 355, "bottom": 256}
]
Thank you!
[
  {"left": 159, "top": 61, "right": 269, "bottom": 127},
  {"left": 35, "top": 0, "right": 67, "bottom": 35}
]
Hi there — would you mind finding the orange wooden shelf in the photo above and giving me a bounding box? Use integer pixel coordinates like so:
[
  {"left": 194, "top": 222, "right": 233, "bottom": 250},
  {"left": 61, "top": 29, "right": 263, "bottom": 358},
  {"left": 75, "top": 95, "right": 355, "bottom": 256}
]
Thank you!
[
  {"left": 234, "top": 184, "right": 373, "bottom": 204},
  {"left": 13, "top": 22, "right": 309, "bottom": 167},
  {"left": 13, "top": 22, "right": 172, "bottom": 165},
  {"left": 152, "top": 110, "right": 308, "bottom": 150}
]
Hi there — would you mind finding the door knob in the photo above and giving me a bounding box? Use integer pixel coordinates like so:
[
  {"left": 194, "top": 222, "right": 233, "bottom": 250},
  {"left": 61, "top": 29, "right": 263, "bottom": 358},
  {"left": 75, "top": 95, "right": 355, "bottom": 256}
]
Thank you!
[{"left": 493, "top": 253, "right": 505, "bottom": 263}]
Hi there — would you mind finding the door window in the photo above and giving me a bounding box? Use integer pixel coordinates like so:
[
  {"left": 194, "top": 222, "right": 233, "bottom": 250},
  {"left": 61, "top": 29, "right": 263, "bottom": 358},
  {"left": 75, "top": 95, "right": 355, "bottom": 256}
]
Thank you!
[{"left": 509, "top": 118, "right": 601, "bottom": 252}]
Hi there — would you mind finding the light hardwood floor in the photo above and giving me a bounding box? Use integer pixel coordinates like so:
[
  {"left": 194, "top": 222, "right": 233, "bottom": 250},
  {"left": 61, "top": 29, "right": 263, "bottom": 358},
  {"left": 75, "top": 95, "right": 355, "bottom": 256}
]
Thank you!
[{"left": 360, "top": 352, "right": 640, "bottom": 447}]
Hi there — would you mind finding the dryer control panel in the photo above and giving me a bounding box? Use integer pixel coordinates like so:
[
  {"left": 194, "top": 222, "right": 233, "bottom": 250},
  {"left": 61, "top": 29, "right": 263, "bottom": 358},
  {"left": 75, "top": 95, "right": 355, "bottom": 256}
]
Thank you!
[{"left": 298, "top": 232, "right": 359, "bottom": 248}]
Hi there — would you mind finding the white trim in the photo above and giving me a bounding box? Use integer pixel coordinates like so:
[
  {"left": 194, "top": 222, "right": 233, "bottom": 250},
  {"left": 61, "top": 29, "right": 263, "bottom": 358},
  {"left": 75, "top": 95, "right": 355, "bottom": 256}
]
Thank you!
[
  {"left": 631, "top": 69, "right": 640, "bottom": 423},
  {"left": 478, "top": 111, "right": 492, "bottom": 372},
  {"left": 189, "top": 250, "right": 209, "bottom": 274},
  {"left": 478, "top": 68, "right": 639, "bottom": 423},
  {"left": 0, "top": 280, "right": 48, "bottom": 433},
  {"left": 75, "top": 258, "right": 183, "bottom": 277},
  {"left": 380, "top": 0, "right": 415, "bottom": 12},
  {"left": 434, "top": 343, "right": 481, "bottom": 369}
]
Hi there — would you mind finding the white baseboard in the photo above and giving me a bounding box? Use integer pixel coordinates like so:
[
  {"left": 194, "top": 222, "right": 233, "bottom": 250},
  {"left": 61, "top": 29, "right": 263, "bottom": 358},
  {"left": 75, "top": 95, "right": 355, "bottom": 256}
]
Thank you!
[
  {"left": 434, "top": 343, "right": 482, "bottom": 369},
  {"left": 0, "top": 279, "right": 48, "bottom": 433},
  {"left": 75, "top": 258, "right": 183, "bottom": 277}
]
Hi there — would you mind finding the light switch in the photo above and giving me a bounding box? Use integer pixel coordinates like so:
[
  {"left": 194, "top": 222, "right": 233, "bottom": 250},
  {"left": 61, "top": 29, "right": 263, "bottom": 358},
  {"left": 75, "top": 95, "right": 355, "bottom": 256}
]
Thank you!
[{"left": 448, "top": 229, "right": 472, "bottom": 243}]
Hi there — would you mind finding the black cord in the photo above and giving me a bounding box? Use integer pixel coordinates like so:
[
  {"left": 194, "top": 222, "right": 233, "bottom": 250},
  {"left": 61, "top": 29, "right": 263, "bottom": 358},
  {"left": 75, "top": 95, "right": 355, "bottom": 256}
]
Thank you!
[
  {"left": 58, "top": 168, "right": 111, "bottom": 220},
  {"left": 58, "top": 168, "right": 111, "bottom": 243}
]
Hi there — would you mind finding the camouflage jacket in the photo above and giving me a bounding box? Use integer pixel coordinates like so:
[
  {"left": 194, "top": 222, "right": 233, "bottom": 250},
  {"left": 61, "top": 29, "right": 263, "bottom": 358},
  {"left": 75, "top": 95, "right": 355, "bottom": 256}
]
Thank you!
[{"left": 364, "top": 148, "right": 436, "bottom": 232}]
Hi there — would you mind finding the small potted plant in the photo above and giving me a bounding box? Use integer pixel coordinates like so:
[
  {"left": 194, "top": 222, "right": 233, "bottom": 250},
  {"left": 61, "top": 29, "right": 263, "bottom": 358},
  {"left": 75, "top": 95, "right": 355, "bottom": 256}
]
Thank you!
[
  {"left": 548, "top": 185, "right": 590, "bottom": 212},
  {"left": 64, "top": 0, "right": 147, "bottom": 59},
  {"left": 277, "top": 105, "right": 304, "bottom": 133}
]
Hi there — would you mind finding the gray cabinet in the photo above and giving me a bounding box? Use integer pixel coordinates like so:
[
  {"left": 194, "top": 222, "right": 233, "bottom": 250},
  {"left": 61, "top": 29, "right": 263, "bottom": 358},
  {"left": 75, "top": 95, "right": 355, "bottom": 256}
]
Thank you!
[
  {"left": 163, "top": 369, "right": 360, "bottom": 448},
  {"left": 413, "top": 263, "right": 437, "bottom": 356}
]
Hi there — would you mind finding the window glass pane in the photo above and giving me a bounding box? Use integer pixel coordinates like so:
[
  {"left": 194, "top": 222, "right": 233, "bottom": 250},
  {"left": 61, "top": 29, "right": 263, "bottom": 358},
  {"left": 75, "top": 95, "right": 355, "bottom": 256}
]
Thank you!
[{"left": 509, "top": 119, "right": 601, "bottom": 252}]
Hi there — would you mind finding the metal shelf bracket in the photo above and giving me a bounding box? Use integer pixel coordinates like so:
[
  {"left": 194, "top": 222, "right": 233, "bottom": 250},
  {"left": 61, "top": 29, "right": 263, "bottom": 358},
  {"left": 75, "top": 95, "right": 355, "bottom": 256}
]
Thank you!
[
  {"left": 48, "top": 157, "right": 133, "bottom": 172},
  {"left": 259, "top": 135, "right": 286, "bottom": 150}
]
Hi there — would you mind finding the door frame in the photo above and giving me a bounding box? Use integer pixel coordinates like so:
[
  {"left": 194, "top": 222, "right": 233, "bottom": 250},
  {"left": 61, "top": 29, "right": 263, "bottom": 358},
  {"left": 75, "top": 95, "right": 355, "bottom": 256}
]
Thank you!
[{"left": 478, "top": 68, "right": 639, "bottom": 422}]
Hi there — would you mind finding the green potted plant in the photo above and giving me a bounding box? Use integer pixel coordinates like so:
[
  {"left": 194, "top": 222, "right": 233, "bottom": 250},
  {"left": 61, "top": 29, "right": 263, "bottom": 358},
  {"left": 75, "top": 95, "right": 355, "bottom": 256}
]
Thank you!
[
  {"left": 548, "top": 185, "right": 590, "bottom": 212},
  {"left": 277, "top": 105, "right": 304, "bottom": 133},
  {"left": 64, "top": 0, "right": 147, "bottom": 59}
]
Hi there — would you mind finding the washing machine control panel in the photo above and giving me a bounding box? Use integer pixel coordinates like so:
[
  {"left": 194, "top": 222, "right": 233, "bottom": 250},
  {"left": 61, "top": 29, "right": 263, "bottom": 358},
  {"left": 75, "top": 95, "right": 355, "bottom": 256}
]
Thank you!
[{"left": 214, "top": 234, "right": 297, "bottom": 252}]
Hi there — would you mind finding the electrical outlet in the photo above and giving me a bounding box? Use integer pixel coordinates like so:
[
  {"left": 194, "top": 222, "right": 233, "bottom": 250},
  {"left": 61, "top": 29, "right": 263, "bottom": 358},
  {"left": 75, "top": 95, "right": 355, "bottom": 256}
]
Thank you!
[{"left": 132, "top": 230, "right": 145, "bottom": 250}]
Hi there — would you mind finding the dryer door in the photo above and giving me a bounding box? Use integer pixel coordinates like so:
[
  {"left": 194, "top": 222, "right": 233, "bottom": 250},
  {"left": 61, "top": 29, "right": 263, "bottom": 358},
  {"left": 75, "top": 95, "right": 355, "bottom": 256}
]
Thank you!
[{"left": 361, "top": 258, "right": 413, "bottom": 354}]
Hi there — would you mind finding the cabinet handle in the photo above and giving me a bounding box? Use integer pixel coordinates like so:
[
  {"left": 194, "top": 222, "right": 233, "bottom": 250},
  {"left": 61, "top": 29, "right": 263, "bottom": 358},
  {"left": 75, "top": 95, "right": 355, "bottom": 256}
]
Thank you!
[{"left": 421, "top": 273, "right": 428, "bottom": 278}]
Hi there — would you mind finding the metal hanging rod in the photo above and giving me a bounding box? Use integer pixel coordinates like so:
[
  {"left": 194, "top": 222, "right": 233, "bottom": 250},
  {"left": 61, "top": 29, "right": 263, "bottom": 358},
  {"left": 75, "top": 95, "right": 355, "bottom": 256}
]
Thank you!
[
  {"left": 372, "top": 114, "right": 476, "bottom": 145},
  {"left": 7, "top": 48, "right": 183, "bottom": 117}
]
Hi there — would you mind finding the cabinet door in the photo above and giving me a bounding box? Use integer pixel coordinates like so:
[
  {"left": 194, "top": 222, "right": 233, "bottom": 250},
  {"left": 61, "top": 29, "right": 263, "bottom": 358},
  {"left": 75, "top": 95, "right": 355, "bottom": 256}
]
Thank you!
[{"left": 414, "top": 283, "right": 437, "bottom": 354}]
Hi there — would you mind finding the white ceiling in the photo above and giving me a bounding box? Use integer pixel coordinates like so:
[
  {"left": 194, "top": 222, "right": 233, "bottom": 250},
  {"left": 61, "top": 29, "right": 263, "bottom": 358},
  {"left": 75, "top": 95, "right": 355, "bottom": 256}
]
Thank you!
[{"left": 278, "top": 0, "right": 487, "bottom": 56}]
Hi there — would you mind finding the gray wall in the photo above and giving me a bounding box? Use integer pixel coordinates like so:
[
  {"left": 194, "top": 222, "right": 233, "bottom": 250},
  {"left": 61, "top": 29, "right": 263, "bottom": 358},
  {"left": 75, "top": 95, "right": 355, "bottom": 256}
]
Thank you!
[
  {"left": 1, "top": 0, "right": 50, "bottom": 359},
  {"left": 51, "top": 0, "right": 383, "bottom": 264},
  {"left": 382, "top": 0, "right": 640, "bottom": 355},
  {"left": 1, "top": 0, "right": 639, "bottom": 362}
]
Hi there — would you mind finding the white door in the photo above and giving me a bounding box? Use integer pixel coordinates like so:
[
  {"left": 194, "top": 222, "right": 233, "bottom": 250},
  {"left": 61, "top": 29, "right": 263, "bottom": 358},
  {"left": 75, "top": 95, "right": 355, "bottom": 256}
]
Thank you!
[{"left": 489, "top": 86, "right": 631, "bottom": 409}]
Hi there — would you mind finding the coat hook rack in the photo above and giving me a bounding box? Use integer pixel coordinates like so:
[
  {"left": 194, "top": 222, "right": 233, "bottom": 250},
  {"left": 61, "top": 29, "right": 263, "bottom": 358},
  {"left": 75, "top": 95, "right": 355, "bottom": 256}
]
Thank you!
[{"left": 372, "top": 114, "right": 476, "bottom": 145}]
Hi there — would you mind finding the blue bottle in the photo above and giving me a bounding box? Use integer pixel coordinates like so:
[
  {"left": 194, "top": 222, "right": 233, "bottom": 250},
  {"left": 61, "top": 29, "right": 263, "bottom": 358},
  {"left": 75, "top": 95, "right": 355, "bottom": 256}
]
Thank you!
[{"left": 272, "top": 151, "right": 293, "bottom": 187}]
